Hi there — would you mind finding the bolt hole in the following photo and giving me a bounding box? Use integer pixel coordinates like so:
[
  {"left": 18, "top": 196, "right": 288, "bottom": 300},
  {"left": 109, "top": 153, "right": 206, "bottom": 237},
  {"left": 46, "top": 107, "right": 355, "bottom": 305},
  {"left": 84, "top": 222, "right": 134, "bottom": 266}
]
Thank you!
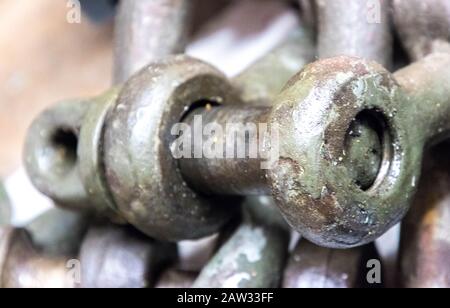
[
  {"left": 345, "top": 109, "right": 390, "bottom": 191},
  {"left": 179, "top": 99, "right": 221, "bottom": 123},
  {"left": 49, "top": 128, "right": 79, "bottom": 175}
]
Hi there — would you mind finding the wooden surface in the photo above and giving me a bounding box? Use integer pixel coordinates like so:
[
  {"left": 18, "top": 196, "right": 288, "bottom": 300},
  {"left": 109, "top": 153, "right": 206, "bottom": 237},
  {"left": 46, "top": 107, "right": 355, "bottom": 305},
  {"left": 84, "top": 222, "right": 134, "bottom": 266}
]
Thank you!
[{"left": 0, "top": 0, "right": 113, "bottom": 177}]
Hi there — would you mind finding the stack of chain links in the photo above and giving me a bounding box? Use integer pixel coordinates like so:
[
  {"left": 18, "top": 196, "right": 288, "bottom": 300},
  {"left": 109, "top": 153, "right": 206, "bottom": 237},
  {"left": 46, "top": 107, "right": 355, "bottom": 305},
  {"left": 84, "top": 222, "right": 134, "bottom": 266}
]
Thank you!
[{"left": 1, "top": 0, "right": 450, "bottom": 288}]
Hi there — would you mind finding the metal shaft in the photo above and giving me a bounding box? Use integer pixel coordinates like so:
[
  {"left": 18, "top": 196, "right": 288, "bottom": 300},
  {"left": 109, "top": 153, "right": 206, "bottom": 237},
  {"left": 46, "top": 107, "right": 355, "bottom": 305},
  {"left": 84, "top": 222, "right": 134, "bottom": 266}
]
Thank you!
[
  {"left": 193, "top": 204, "right": 289, "bottom": 288},
  {"left": 314, "top": 0, "right": 392, "bottom": 68},
  {"left": 232, "top": 27, "right": 315, "bottom": 106},
  {"left": 178, "top": 26, "right": 315, "bottom": 195},
  {"left": 179, "top": 105, "right": 271, "bottom": 196},
  {"left": 393, "top": 0, "right": 450, "bottom": 288},
  {"left": 114, "top": 0, "right": 194, "bottom": 83},
  {"left": 180, "top": 53, "right": 450, "bottom": 197},
  {"left": 393, "top": 53, "right": 450, "bottom": 146}
]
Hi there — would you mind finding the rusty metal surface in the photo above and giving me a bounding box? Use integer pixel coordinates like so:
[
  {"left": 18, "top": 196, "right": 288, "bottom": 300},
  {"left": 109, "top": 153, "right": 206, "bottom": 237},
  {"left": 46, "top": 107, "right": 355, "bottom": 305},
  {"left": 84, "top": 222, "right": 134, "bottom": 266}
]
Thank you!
[
  {"left": 394, "top": 0, "right": 450, "bottom": 288},
  {"left": 113, "top": 0, "right": 194, "bottom": 83},
  {"left": 24, "top": 100, "right": 91, "bottom": 210},
  {"left": 192, "top": 205, "right": 289, "bottom": 288},
  {"left": 393, "top": 53, "right": 450, "bottom": 146},
  {"left": 178, "top": 54, "right": 450, "bottom": 248},
  {"left": 104, "top": 56, "right": 242, "bottom": 241},
  {"left": 23, "top": 98, "right": 122, "bottom": 220},
  {"left": 179, "top": 105, "right": 270, "bottom": 196},
  {"left": 78, "top": 88, "right": 124, "bottom": 222},
  {"left": 23, "top": 52, "right": 450, "bottom": 249},
  {"left": 269, "top": 54, "right": 450, "bottom": 248},
  {"left": 17, "top": 0, "right": 450, "bottom": 288}
]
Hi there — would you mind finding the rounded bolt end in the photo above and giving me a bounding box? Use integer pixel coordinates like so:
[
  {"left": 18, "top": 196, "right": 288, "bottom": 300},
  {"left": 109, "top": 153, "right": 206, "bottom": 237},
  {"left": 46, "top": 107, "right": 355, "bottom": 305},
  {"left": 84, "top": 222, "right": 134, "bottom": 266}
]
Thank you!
[{"left": 268, "top": 56, "right": 418, "bottom": 248}]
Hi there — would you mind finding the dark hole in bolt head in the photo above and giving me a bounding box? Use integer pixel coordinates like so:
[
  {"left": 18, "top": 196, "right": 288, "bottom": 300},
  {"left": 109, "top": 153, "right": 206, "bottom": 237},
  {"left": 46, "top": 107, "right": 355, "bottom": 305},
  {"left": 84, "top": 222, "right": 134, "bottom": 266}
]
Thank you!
[
  {"left": 50, "top": 128, "right": 79, "bottom": 173},
  {"left": 344, "top": 110, "right": 387, "bottom": 191}
]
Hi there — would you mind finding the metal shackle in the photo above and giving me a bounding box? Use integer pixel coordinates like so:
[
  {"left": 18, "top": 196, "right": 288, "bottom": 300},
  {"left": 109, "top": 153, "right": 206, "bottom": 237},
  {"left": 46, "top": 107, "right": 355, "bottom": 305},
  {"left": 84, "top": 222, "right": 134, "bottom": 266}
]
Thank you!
[
  {"left": 104, "top": 51, "right": 450, "bottom": 248},
  {"left": 23, "top": 31, "right": 314, "bottom": 241},
  {"left": 24, "top": 51, "right": 450, "bottom": 248}
]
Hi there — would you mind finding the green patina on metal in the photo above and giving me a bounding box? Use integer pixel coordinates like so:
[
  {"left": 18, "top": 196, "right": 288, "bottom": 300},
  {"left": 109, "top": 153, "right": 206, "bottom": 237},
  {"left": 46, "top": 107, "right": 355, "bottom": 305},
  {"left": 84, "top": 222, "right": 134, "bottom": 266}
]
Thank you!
[
  {"left": 233, "top": 27, "right": 315, "bottom": 106},
  {"left": 24, "top": 100, "right": 91, "bottom": 210},
  {"left": 22, "top": 39, "right": 450, "bottom": 249},
  {"left": 193, "top": 202, "right": 289, "bottom": 288}
]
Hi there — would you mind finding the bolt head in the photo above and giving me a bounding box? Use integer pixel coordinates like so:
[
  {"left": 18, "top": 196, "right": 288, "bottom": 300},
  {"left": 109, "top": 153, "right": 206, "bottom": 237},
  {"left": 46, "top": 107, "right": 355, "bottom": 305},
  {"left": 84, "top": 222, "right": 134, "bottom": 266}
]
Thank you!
[{"left": 267, "top": 56, "right": 419, "bottom": 248}]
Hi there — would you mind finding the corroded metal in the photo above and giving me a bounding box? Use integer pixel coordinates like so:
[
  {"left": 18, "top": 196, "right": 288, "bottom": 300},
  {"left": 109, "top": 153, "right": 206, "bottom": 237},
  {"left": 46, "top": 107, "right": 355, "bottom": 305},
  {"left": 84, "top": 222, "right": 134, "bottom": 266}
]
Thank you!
[
  {"left": 400, "top": 142, "right": 450, "bottom": 288},
  {"left": 0, "top": 227, "right": 75, "bottom": 288},
  {"left": 344, "top": 114, "right": 383, "bottom": 190},
  {"left": 0, "top": 183, "right": 11, "bottom": 226},
  {"left": 283, "top": 239, "right": 379, "bottom": 288},
  {"left": 24, "top": 100, "right": 91, "bottom": 210},
  {"left": 233, "top": 26, "right": 315, "bottom": 106},
  {"left": 155, "top": 268, "right": 197, "bottom": 288},
  {"left": 77, "top": 88, "right": 124, "bottom": 222},
  {"left": 179, "top": 54, "right": 450, "bottom": 248},
  {"left": 23, "top": 96, "right": 122, "bottom": 221},
  {"left": 104, "top": 56, "right": 242, "bottom": 241},
  {"left": 192, "top": 203, "right": 289, "bottom": 288},
  {"left": 393, "top": 1, "right": 450, "bottom": 288},
  {"left": 192, "top": 223, "right": 287, "bottom": 287},
  {"left": 24, "top": 52, "right": 450, "bottom": 247},
  {"left": 27, "top": 208, "right": 90, "bottom": 257},
  {"left": 113, "top": 0, "right": 194, "bottom": 83},
  {"left": 79, "top": 223, "right": 177, "bottom": 288},
  {"left": 393, "top": 0, "right": 450, "bottom": 61},
  {"left": 23, "top": 25, "right": 315, "bottom": 242}
]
